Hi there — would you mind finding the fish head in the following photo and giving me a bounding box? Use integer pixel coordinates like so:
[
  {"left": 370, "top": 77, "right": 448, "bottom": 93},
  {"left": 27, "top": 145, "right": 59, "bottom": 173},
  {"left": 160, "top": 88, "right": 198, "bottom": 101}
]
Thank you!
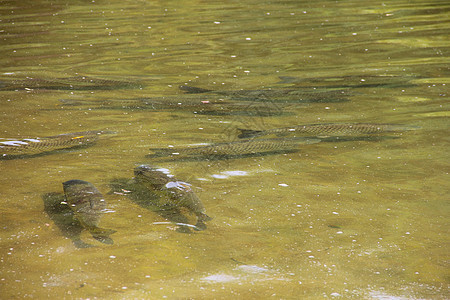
[
  {"left": 62, "top": 179, "right": 95, "bottom": 200},
  {"left": 134, "top": 164, "right": 173, "bottom": 188}
]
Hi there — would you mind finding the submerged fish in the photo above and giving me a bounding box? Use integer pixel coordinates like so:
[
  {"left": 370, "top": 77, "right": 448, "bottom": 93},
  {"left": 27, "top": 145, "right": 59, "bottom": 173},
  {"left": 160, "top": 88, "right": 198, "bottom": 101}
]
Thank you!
[
  {"left": 0, "top": 130, "right": 115, "bottom": 158},
  {"left": 276, "top": 75, "right": 418, "bottom": 89},
  {"left": 57, "top": 97, "right": 290, "bottom": 116},
  {"left": 109, "top": 177, "right": 197, "bottom": 233},
  {"left": 0, "top": 75, "right": 141, "bottom": 90},
  {"left": 237, "top": 123, "right": 420, "bottom": 139},
  {"left": 147, "top": 137, "right": 321, "bottom": 159},
  {"left": 62, "top": 180, "right": 116, "bottom": 244},
  {"left": 42, "top": 192, "right": 94, "bottom": 248},
  {"left": 179, "top": 85, "right": 349, "bottom": 103},
  {"left": 134, "top": 165, "right": 212, "bottom": 231}
]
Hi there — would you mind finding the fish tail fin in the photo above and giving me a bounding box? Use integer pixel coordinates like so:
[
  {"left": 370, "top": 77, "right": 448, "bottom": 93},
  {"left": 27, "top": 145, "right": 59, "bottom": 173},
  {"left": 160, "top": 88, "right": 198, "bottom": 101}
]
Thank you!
[
  {"left": 73, "top": 239, "right": 95, "bottom": 248},
  {"left": 93, "top": 227, "right": 117, "bottom": 235},
  {"left": 89, "top": 227, "right": 116, "bottom": 244},
  {"left": 198, "top": 212, "right": 212, "bottom": 222},
  {"left": 194, "top": 213, "right": 211, "bottom": 231},
  {"left": 179, "top": 85, "right": 212, "bottom": 94},
  {"left": 237, "top": 128, "right": 263, "bottom": 139},
  {"left": 192, "top": 213, "right": 212, "bottom": 231},
  {"left": 194, "top": 221, "right": 207, "bottom": 231}
]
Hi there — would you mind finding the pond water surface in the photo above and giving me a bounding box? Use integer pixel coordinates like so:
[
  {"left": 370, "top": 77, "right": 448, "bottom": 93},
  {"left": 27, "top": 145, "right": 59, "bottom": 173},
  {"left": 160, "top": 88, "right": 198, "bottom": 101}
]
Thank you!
[{"left": 0, "top": 0, "right": 448, "bottom": 299}]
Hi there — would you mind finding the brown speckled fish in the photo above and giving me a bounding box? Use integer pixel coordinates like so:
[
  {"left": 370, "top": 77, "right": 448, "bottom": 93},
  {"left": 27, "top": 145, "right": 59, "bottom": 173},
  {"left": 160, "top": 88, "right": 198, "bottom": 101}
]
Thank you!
[
  {"left": 179, "top": 85, "right": 349, "bottom": 103},
  {"left": 134, "top": 165, "right": 211, "bottom": 231},
  {"left": 57, "top": 97, "right": 290, "bottom": 116},
  {"left": 63, "top": 180, "right": 116, "bottom": 244},
  {"left": 147, "top": 137, "right": 320, "bottom": 159},
  {"left": 0, "top": 75, "right": 141, "bottom": 90},
  {"left": 237, "top": 123, "right": 420, "bottom": 139},
  {"left": 0, "top": 130, "right": 115, "bottom": 158}
]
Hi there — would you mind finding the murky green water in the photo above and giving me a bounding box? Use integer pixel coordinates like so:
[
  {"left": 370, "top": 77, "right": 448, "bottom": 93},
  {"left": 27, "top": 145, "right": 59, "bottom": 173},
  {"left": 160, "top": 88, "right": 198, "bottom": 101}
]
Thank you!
[{"left": 0, "top": 0, "right": 448, "bottom": 298}]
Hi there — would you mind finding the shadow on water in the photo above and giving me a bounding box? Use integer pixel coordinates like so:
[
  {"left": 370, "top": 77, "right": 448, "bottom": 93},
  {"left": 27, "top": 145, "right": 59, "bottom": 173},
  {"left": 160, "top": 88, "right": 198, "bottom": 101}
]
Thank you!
[
  {"left": 108, "top": 178, "right": 196, "bottom": 233},
  {"left": 42, "top": 192, "right": 95, "bottom": 248}
]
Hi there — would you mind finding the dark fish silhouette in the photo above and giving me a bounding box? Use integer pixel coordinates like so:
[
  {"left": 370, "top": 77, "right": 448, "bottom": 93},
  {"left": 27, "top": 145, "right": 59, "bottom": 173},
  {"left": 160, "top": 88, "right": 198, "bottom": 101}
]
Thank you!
[
  {"left": 63, "top": 180, "right": 116, "bottom": 244},
  {"left": 0, "top": 75, "right": 141, "bottom": 90},
  {"left": 147, "top": 137, "right": 321, "bottom": 159},
  {"left": 42, "top": 192, "right": 95, "bottom": 248},
  {"left": 275, "top": 75, "right": 418, "bottom": 89},
  {"left": 134, "top": 165, "right": 212, "bottom": 231},
  {"left": 0, "top": 130, "right": 115, "bottom": 158},
  {"left": 179, "top": 85, "right": 349, "bottom": 103},
  {"left": 57, "top": 97, "right": 290, "bottom": 116},
  {"left": 237, "top": 123, "right": 420, "bottom": 139},
  {"left": 109, "top": 177, "right": 196, "bottom": 233}
]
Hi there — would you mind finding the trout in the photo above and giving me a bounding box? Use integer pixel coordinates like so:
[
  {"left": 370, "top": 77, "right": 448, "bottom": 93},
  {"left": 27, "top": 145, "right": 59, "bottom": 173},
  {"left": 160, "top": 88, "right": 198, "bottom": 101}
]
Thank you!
[
  {"left": 62, "top": 180, "right": 116, "bottom": 244},
  {"left": 134, "top": 165, "right": 211, "bottom": 230},
  {"left": 237, "top": 123, "right": 420, "bottom": 139},
  {"left": 147, "top": 137, "right": 321, "bottom": 158},
  {"left": 0, "top": 130, "right": 115, "bottom": 157}
]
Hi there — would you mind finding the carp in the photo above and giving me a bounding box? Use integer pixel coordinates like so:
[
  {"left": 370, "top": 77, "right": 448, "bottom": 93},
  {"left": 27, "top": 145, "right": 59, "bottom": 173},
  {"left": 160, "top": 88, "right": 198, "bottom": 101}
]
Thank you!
[
  {"left": 0, "top": 75, "right": 141, "bottom": 90},
  {"left": 147, "top": 137, "right": 321, "bottom": 159},
  {"left": 179, "top": 85, "right": 349, "bottom": 103},
  {"left": 0, "top": 130, "right": 115, "bottom": 158},
  {"left": 57, "top": 97, "right": 290, "bottom": 116},
  {"left": 62, "top": 180, "right": 116, "bottom": 244},
  {"left": 237, "top": 123, "right": 420, "bottom": 139},
  {"left": 275, "top": 75, "right": 418, "bottom": 89},
  {"left": 134, "top": 165, "right": 211, "bottom": 231},
  {"left": 42, "top": 192, "right": 95, "bottom": 248}
]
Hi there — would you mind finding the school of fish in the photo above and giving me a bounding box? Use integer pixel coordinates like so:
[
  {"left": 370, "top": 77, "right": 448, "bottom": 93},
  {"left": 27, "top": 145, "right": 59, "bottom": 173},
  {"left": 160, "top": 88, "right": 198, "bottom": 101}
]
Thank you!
[{"left": 1, "top": 73, "right": 421, "bottom": 245}]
